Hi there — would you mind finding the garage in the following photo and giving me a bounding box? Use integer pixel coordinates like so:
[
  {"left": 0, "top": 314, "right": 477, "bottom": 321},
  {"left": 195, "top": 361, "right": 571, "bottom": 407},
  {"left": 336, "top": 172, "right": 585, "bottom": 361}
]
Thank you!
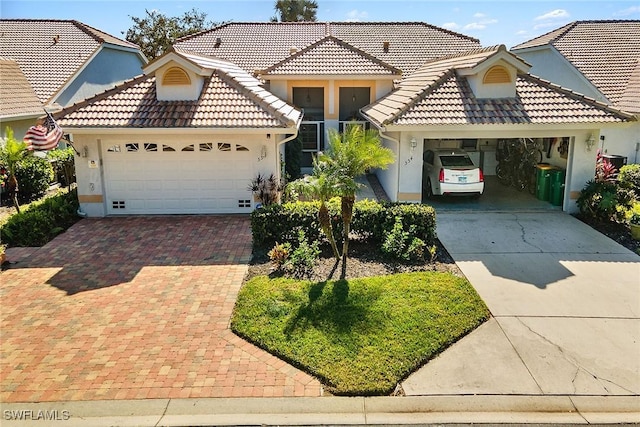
[
  {"left": 421, "top": 137, "right": 569, "bottom": 211},
  {"left": 102, "top": 141, "right": 254, "bottom": 215}
]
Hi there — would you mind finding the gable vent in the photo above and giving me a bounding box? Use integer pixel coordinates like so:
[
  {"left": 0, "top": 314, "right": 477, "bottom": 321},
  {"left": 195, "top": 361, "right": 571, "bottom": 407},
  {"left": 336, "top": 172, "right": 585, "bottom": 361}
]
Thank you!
[
  {"left": 483, "top": 66, "right": 511, "bottom": 84},
  {"left": 163, "top": 67, "right": 191, "bottom": 86}
]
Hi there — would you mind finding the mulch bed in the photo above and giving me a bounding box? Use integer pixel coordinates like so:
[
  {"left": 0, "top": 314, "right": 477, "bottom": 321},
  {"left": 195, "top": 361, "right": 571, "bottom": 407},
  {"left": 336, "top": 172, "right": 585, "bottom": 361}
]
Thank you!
[
  {"left": 574, "top": 214, "right": 640, "bottom": 255},
  {"left": 246, "top": 238, "right": 465, "bottom": 283}
]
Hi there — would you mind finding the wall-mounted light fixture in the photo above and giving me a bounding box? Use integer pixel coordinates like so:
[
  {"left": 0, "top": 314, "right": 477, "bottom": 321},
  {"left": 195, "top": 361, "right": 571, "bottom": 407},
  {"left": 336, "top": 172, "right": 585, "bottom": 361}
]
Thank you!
[
  {"left": 266, "top": 133, "right": 271, "bottom": 140},
  {"left": 410, "top": 137, "right": 417, "bottom": 151},
  {"left": 261, "top": 145, "right": 267, "bottom": 158},
  {"left": 585, "top": 134, "right": 596, "bottom": 151},
  {"left": 82, "top": 145, "right": 89, "bottom": 158}
]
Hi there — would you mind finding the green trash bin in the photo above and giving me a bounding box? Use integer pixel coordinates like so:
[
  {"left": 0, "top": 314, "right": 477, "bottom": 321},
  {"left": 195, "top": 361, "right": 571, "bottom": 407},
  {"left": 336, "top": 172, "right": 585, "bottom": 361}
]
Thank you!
[
  {"left": 550, "top": 169, "right": 566, "bottom": 206},
  {"left": 535, "top": 164, "right": 554, "bottom": 201}
]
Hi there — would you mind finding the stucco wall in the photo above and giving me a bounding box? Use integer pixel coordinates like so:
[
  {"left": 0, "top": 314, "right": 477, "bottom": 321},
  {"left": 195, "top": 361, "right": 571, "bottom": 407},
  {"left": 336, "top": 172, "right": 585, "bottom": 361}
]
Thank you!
[
  {"left": 376, "top": 132, "right": 400, "bottom": 201},
  {"left": 0, "top": 117, "right": 40, "bottom": 141},
  {"left": 599, "top": 124, "right": 640, "bottom": 165},
  {"left": 56, "top": 48, "right": 145, "bottom": 107}
]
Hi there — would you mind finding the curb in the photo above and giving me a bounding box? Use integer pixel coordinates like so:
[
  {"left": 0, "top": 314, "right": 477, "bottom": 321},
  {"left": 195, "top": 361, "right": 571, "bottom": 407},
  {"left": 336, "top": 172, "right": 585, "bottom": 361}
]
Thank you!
[{"left": 2, "top": 395, "right": 639, "bottom": 426}]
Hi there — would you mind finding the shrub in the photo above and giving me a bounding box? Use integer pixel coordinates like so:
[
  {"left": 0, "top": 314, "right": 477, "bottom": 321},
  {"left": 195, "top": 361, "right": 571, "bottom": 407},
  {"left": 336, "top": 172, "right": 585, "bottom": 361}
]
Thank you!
[
  {"left": 15, "top": 155, "right": 54, "bottom": 203},
  {"left": 381, "top": 217, "right": 426, "bottom": 262},
  {"left": 577, "top": 179, "right": 634, "bottom": 223},
  {"left": 1, "top": 188, "right": 80, "bottom": 246},
  {"left": 284, "top": 230, "right": 320, "bottom": 279},
  {"left": 47, "top": 147, "right": 76, "bottom": 186},
  {"left": 268, "top": 242, "right": 291, "bottom": 271},
  {"left": 251, "top": 199, "right": 436, "bottom": 251},
  {"left": 248, "top": 173, "right": 283, "bottom": 206},
  {"left": 618, "top": 164, "right": 640, "bottom": 197}
]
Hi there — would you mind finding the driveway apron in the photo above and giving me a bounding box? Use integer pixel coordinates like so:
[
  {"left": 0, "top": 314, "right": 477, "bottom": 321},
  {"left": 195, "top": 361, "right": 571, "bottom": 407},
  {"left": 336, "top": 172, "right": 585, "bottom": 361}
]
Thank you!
[
  {"left": 1, "top": 216, "right": 321, "bottom": 403},
  {"left": 403, "top": 212, "right": 640, "bottom": 396}
]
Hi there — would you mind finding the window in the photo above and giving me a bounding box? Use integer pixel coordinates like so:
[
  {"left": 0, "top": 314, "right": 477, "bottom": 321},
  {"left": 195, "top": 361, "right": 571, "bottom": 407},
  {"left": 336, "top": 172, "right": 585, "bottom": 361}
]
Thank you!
[
  {"left": 125, "top": 143, "right": 139, "bottom": 152},
  {"left": 217, "top": 143, "right": 231, "bottom": 151},
  {"left": 144, "top": 143, "right": 158, "bottom": 152},
  {"left": 238, "top": 199, "right": 251, "bottom": 208},
  {"left": 483, "top": 66, "right": 511, "bottom": 84},
  {"left": 182, "top": 144, "right": 195, "bottom": 152},
  {"left": 236, "top": 144, "right": 249, "bottom": 152},
  {"left": 163, "top": 67, "right": 191, "bottom": 86},
  {"left": 162, "top": 145, "right": 176, "bottom": 152},
  {"left": 107, "top": 145, "right": 121, "bottom": 152},
  {"left": 199, "top": 143, "right": 213, "bottom": 152},
  {"left": 112, "top": 200, "right": 126, "bottom": 209},
  {"left": 439, "top": 155, "right": 474, "bottom": 167}
]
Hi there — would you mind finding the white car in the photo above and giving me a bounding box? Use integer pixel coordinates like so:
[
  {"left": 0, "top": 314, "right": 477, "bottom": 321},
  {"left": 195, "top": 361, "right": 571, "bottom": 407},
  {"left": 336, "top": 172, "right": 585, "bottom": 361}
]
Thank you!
[{"left": 422, "top": 149, "right": 484, "bottom": 197}]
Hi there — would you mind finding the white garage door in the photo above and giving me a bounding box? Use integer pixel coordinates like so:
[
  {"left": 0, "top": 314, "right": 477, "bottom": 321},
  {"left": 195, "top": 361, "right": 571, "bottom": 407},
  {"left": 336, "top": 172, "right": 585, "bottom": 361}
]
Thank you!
[{"left": 103, "top": 141, "right": 254, "bottom": 214}]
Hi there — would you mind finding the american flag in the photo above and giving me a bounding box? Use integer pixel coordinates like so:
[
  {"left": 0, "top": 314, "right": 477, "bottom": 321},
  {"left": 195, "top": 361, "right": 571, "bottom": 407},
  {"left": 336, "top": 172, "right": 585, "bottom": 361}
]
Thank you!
[{"left": 23, "top": 111, "right": 63, "bottom": 151}]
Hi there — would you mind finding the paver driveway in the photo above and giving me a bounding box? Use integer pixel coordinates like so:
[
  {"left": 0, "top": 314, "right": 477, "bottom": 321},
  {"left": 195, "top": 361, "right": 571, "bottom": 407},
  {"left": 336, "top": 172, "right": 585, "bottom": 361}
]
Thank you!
[{"left": 1, "top": 216, "right": 321, "bottom": 402}]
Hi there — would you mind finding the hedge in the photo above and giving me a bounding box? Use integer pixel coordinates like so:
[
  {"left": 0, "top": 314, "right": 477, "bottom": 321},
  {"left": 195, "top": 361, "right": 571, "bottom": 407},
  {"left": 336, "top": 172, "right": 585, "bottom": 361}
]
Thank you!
[{"left": 251, "top": 198, "right": 436, "bottom": 249}]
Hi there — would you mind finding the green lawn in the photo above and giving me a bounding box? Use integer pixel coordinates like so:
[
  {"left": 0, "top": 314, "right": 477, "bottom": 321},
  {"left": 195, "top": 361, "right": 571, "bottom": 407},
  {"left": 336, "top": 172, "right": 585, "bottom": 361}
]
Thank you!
[{"left": 231, "top": 271, "right": 489, "bottom": 395}]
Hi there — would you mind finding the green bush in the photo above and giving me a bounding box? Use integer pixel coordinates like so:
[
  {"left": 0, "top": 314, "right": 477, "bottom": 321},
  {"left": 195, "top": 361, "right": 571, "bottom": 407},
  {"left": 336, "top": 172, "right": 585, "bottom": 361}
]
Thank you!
[
  {"left": 47, "top": 147, "right": 76, "bottom": 187},
  {"left": 251, "top": 199, "right": 437, "bottom": 250},
  {"left": 618, "top": 164, "right": 640, "bottom": 197},
  {"left": 1, "top": 189, "right": 80, "bottom": 246},
  {"left": 15, "top": 155, "right": 54, "bottom": 203},
  {"left": 381, "top": 217, "right": 426, "bottom": 262},
  {"left": 284, "top": 230, "right": 320, "bottom": 279},
  {"left": 577, "top": 179, "right": 634, "bottom": 223}
]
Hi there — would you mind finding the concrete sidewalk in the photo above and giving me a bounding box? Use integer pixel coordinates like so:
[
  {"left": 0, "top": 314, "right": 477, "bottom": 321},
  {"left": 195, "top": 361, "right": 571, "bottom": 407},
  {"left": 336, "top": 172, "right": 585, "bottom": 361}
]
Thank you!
[{"left": 403, "top": 212, "right": 640, "bottom": 398}]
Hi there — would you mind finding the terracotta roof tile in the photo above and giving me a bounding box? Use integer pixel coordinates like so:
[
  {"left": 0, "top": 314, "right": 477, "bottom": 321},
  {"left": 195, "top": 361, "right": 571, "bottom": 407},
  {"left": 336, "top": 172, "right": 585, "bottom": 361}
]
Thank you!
[
  {"left": 55, "top": 58, "right": 301, "bottom": 129},
  {"left": 618, "top": 59, "right": 640, "bottom": 113},
  {"left": 260, "top": 36, "right": 401, "bottom": 76},
  {"left": 513, "top": 20, "right": 640, "bottom": 110},
  {"left": 0, "top": 19, "right": 141, "bottom": 104},
  {"left": 362, "top": 46, "right": 633, "bottom": 127},
  {"left": 175, "top": 22, "right": 480, "bottom": 75},
  {"left": 0, "top": 57, "right": 43, "bottom": 118}
]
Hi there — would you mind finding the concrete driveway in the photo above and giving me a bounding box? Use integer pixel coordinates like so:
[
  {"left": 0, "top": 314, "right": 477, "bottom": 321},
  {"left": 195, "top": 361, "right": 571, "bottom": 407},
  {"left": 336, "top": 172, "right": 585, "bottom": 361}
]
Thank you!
[
  {"left": 403, "top": 212, "right": 640, "bottom": 396},
  {"left": 1, "top": 216, "right": 321, "bottom": 403}
]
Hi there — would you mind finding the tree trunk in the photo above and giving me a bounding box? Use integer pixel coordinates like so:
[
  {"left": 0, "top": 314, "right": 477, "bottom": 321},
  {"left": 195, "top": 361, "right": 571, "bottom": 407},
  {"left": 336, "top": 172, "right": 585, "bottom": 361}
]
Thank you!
[
  {"left": 318, "top": 202, "right": 340, "bottom": 260},
  {"left": 340, "top": 195, "right": 355, "bottom": 278},
  {"left": 7, "top": 174, "right": 20, "bottom": 214}
]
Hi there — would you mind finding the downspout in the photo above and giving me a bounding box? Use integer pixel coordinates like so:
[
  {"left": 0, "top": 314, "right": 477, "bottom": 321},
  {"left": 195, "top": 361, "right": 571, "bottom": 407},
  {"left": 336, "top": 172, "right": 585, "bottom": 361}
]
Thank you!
[
  {"left": 361, "top": 110, "right": 400, "bottom": 202},
  {"left": 276, "top": 114, "right": 303, "bottom": 181}
]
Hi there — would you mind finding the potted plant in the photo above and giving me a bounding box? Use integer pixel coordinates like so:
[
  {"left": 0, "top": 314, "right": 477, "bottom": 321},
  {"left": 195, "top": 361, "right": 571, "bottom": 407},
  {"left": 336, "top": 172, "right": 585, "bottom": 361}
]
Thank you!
[{"left": 628, "top": 203, "right": 640, "bottom": 241}]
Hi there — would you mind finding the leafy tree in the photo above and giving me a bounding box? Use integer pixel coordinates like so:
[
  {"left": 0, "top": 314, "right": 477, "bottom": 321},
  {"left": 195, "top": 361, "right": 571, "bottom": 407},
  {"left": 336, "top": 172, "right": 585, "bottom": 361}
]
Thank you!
[
  {"left": 320, "top": 124, "right": 394, "bottom": 277},
  {"left": 125, "top": 8, "right": 217, "bottom": 59},
  {"left": 0, "top": 127, "right": 29, "bottom": 213},
  {"left": 271, "top": 0, "right": 318, "bottom": 22}
]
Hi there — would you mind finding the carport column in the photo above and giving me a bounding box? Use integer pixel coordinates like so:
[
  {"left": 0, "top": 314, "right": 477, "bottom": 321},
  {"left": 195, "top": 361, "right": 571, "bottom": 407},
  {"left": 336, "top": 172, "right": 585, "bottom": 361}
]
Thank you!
[
  {"left": 396, "top": 134, "right": 423, "bottom": 202},
  {"left": 74, "top": 136, "right": 106, "bottom": 217}
]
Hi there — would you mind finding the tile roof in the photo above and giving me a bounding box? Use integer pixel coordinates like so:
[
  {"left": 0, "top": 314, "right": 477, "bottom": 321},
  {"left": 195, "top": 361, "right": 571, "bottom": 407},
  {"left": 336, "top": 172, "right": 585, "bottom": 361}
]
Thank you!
[
  {"left": 618, "top": 59, "right": 640, "bottom": 114},
  {"left": 55, "top": 50, "right": 301, "bottom": 129},
  {"left": 512, "top": 20, "right": 640, "bottom": 110},
  {"left": 0, "top": 19, "right": 141, "bottom": 104},
  {"left": 259, "top": 35, "right": 401, "bottom": 77},
  {"left": 362, "top": 47, "right": 633, "bottom": 127},
  {"left": 0, "top": 57, "right": 43, "bottom": 119},
  {"left": 175, "top": 22, "right": 480, "bottom": 76}
]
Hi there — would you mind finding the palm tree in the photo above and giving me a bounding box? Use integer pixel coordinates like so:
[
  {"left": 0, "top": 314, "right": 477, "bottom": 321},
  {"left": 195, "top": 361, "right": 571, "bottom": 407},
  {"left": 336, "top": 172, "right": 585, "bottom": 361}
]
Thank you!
[
  {"left": 0, "top": 127, "right": 29, "bottom": 213},
  {"left": 271, "top": 0, "right": 318, "bottom": 22},
  {"left": 320, "top": 124, "right": 394, "bottom": 276},
  {"left": 288, "top": 157, "right": 341, "bottom": 260}
]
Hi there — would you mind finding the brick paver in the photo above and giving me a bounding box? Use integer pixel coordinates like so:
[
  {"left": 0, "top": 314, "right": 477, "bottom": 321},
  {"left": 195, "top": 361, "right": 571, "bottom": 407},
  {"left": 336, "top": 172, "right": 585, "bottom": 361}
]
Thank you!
[{"left": 1, "top": 216, "right": 322, "bottom": 402}]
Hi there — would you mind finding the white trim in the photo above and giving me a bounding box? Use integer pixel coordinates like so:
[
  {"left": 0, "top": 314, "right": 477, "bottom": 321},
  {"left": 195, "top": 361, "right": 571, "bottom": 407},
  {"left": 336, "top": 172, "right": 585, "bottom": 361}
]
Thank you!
[
  {"left": 143, "top": 52, "right": 211, "bottom": 77},
  {"left": 262, "top": 74, "right": 398, "bottom": 81},
  {"left": 0, "top": 111, "right": 42, "bottom": 121},
  {"left": 60, "top": 127, "right": 299, "bottom": 135},
  {"left": 102, "top": 42, "right": 148, "bottom": 63}
]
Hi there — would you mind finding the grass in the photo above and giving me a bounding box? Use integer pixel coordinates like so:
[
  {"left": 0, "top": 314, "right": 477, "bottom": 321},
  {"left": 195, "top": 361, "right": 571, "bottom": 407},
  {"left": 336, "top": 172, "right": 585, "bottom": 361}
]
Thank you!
[{"left": 231, "top": 271, "right": 490, "bottom": 395}]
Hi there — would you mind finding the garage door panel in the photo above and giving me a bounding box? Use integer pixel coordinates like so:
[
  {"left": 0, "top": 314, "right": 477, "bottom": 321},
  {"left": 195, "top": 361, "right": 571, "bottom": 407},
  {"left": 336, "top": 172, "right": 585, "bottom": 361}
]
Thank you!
[{"left": 103, "top": 144, "right": 256, "bottom": 214}]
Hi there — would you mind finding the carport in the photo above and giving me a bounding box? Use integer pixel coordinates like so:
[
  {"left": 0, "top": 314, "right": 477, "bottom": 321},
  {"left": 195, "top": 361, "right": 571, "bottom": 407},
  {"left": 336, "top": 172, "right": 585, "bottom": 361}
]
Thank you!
[{"left": 360, "top": 45, "right": 635, "bottom": 213}]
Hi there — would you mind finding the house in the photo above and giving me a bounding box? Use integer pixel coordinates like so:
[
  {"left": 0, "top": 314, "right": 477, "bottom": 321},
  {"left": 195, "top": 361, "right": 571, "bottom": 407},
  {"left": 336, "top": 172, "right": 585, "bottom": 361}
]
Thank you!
[
  {"left": 53, "top": 22, "right": 635, "bottom": 217},
  {"left": 0, "top": 19, "right": 146, "bottom": 139},
  {"left": 511, "top": 20, "right": 640, "bottom": 165}
]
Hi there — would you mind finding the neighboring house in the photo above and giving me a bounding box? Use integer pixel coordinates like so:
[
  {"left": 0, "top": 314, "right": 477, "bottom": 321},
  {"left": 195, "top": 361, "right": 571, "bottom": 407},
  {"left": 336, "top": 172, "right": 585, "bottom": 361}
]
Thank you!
[
  {"left": 0, "top": 19, "right": 146, "bottom": 139},
  {"left": 511, "top": 20, "right": 640, "bottom": 164},
  {"left": 54, "top": 22, "right": 634, "bottom": 216}
]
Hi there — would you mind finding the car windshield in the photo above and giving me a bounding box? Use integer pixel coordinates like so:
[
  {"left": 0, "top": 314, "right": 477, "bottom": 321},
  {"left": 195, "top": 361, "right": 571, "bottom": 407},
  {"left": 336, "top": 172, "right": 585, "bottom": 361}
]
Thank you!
[{"left": 440, "top": 155, "right": 474, "bottom": 167}]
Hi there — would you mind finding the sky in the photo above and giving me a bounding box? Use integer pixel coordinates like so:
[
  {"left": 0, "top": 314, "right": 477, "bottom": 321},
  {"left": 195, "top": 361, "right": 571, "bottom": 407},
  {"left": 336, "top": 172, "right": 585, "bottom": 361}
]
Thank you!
[{"left": 2, "top": 0, "right": 639, "bottom": 48}]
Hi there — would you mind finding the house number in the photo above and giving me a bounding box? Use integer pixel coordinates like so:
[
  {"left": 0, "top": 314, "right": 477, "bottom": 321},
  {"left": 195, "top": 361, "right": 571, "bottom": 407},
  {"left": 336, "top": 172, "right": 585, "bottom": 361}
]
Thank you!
[{"left": 404, "top": 156, "right": 414, "bottom": 166}]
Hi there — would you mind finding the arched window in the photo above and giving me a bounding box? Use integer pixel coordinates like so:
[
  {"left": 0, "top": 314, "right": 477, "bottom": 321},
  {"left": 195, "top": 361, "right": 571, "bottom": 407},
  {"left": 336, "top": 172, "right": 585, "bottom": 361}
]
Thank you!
[
  {"left": 163, "top": 67, "right": 191, "bottom": 86},
  {"left": 483, "top": 66, "right": 511, "bottom": 84}
]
